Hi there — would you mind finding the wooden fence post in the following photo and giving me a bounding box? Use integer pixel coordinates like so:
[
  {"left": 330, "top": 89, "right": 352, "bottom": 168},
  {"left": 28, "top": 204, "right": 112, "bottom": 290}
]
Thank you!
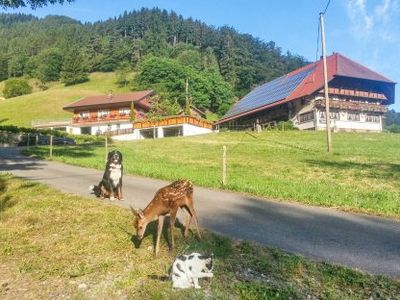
[
  {"left": 35, "top": 134, "right": 38, "bottom": 146},
  {"left": 49, "top": 135, "right": 53, "bottom": 158},
  {"left": 105, "top": 135, "right": 108, "bottom": 162},
  {"left": 222, "top": 145, "right": 227, "bottom": 186}
]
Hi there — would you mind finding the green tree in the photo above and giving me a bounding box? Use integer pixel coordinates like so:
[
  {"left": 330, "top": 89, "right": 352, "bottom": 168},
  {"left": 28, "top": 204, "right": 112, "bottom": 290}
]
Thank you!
[
  {"left": 177, "top": 49, "right": 202, "bottom": 70},
  {"left": 0, "top": 0, "right": 74, "bottom": 9},
  {"left": 60, "top": 48, "right": 88, "bottom": 86},
  {"left": 36, "top": 48, "right": 63, "bottom": 82},
  {"left": 0, "top": 55, "right": 8, "bottom": 81},
  {"left": 147, "top": 96, "right": 180, "bottom": 119},
  {"left": 115, "top": 61, "right": 131, "bottom": 87},
  {"left": 3, "top": 78, "right": 32, "bottom": 98},
  {"left": 8, "top": 54, "right": 28, "bottom": 77},
  {"left": 134, "top": 56, "right": 234, "bottom": 115}
]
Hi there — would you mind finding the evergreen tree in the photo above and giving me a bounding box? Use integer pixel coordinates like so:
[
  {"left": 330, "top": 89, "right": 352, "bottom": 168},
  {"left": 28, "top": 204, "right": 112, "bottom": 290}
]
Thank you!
[
  {"left": 8, "top": 54, "right": 28, "bottom": 77},
  {"left": 0, "top": 0, "right": 74, "bottom": 9},
  {"left": 60, "top": 48, "right": 88, "bottom": 86},
  {"left": 36, "top": 48, "right": 63, "bottom": 82},
  {"left": 0, "top": 55, "right": 8, "bottom": 81},
  {"left": 115, "top": 61, "right": 131, "bottom": 87}
]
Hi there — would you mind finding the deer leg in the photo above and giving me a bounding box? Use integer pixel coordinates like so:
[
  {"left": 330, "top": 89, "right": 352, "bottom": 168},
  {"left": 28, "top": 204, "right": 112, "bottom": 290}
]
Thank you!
[
  {"left": 169, "top": 210, "right": 178, "bottom": 251},
  {"left": 155, "top": 215, "right": 165, "bottom": 256},
  {"left": 183, "top": 208, "right": 192, "bottom": 238},
  {"left": 188, "top": 207, "right": 201, "bottom": 239}
]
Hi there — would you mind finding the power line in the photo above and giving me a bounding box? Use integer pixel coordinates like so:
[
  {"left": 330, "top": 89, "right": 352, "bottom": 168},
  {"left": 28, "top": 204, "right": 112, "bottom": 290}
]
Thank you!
[{"left": 323, "top": 0, "right": 331, "bottom": 14}]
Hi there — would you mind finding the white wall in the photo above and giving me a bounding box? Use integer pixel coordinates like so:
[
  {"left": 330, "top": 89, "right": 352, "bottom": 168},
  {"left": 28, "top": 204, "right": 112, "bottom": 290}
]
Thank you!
[
  {"left": 182, "top": 124, "right": 213, "bottom": 136},
  {"left": 66, "top": 126, "right": 81, "bottom": 135},
  {"left": 112, "top": 123, "right": 212, "bottom": 141},
  {"left": 90, "top": 122, "right": 132, "bottom": 135},
  {"left": 317, "top": 119, "right": 382, "bottom": 132},
  {"left": 112, "top": 131, "right": 139, "bottom": 141}
]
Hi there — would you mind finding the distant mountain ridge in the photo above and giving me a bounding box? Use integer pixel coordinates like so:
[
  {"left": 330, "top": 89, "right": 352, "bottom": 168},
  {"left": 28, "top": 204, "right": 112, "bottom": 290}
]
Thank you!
[{"left": 0, "top": 8, "right": 307, "bottom": 98}]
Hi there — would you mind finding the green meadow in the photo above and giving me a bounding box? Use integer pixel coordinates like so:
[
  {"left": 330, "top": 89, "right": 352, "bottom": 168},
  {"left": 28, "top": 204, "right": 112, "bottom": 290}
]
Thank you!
[
  {"left": 26, "top": 130, "right": 400, "bottom": 218},
  {"left": 1, "top": 174, "right": 399, "bottom": 299},
  {"left": 0, "top": 73, "right": 131, "bottom": 127}
]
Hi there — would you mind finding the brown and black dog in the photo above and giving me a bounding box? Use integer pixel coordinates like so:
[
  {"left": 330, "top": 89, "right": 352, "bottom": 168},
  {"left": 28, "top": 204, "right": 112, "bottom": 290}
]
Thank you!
[{"left": 90, "top": 150, "right": 123, "bottom": 201}]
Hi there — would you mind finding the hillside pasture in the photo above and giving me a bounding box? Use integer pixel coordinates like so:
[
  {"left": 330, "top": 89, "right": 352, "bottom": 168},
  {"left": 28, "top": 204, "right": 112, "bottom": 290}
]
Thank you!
[
  {"left": 26, "top": 130, "right": 400, "bottom": 218},
  {"left": 0, "top": 73, "right": 131, "bottom": 127},
  {"left": 1, "top": 174, "right": 399, "bottom": 299}
]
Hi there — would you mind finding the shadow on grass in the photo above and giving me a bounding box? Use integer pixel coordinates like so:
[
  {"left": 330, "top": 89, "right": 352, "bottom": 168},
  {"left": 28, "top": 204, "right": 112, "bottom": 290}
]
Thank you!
[
  {"left": 28, "top": 144, "right": 100, "bottom": 159},
  {"left": 305, "top": 159, "right": 400, "bottom": 179},
  {"left": 274, "top": 141, "right": 319, "bottom": 153},
  {"left": 0, "top": 177, "right": 16, "bottom": 213},
  {"left": 130, "top": 216, "right": 189, "bottom": 252}
]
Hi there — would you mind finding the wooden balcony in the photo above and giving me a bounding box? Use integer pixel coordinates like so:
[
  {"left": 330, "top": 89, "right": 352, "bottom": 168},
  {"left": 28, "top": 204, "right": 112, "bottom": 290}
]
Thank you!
[
  {"left": 315, "top": 99, "right": 387, "bottom": 113},
  {"left": 322, "top": 88, "right": 387, "bottom": 100},
  {"left": 72, "top": 114, "right": 131, "bottom": 124},
  {"left": 134, "top": 115, "right": 213, "bottom": 129}
]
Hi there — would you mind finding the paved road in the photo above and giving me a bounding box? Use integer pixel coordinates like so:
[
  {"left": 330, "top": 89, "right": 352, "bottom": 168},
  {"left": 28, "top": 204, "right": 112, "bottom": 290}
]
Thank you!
[{"left": 1, "top": 147, "right": 400, "bottom": 278}]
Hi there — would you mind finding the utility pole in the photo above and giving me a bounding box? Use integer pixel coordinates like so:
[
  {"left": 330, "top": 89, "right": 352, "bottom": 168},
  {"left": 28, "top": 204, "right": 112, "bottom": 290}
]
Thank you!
[
  {"left": 185, "top": 78, "right": 191, "bottom": 115},
  {"left": 320, "top": 12, "right": 333, "bottom": 153},
  {"left": 185, "top": 78, "right": 189, "bottom": 104}
]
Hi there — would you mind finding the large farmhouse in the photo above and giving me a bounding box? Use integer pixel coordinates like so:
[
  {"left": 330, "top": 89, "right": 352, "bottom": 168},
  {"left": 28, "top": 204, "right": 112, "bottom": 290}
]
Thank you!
[
  {"left": 60, "top": 91, "right": 212, "bottom": 140},
  {"left": 216, "top": 53, "right": 396, "bottom": 132}
]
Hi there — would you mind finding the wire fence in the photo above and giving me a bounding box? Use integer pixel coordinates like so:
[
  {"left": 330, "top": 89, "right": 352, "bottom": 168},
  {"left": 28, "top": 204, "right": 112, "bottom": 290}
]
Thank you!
[{"left": 1, "top": 122, "right": 297, "bottom": 188}]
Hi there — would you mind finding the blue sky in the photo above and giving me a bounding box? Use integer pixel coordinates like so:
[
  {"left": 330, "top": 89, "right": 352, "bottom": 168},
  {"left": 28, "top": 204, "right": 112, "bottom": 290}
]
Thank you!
[{"left": 2, "top": 0, "right": 399, "bottom": 111}]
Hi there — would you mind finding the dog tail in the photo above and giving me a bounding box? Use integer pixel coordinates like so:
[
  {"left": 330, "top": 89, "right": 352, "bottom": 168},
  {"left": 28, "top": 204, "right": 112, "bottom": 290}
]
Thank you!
[{"left": 89, "top": 185, "right": 101, "bottom": 197}]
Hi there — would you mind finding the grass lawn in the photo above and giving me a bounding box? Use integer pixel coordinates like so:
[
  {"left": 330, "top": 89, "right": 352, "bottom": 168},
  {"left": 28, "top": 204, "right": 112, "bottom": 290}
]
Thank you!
[
  {"left": 1, "top": 174, "right": 399, "bottom": 299},
  {"left": 0, "top": 73, "right": 131, "bottom": 127},
  {"left": 26, "top": 130, "right": 400, "bottom": 219}
]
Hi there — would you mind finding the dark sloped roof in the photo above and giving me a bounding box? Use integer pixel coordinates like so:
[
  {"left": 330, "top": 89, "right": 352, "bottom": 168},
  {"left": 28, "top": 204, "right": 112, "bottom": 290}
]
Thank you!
[
  {"left": 222, "top": 66, "right": 315, "bottom": 119},
  {"left": 63, "top": 90, "right": 154, "bottom": 111},
  {"left": 217, "top": 53, "right": 395, "bottom": 124}
]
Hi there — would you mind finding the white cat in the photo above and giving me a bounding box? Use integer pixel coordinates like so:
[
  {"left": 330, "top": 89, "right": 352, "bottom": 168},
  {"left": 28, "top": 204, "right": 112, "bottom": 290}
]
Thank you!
[{"left": 171, "top": 252, "right": 214, "bottom": 289}]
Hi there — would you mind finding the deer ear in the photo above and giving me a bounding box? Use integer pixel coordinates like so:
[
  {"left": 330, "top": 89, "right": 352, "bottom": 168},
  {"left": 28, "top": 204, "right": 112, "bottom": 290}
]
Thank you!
[
  {"left": 137, "top": 209, "right": 144, "bottom": 219},
  {"left": 130, "top": 206, "right": 143, "bottom": 219}
]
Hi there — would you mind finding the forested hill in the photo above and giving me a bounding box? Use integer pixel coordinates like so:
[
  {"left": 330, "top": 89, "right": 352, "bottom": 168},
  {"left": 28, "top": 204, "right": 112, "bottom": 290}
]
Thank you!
[{"left": 0, "top": 8, "right": 307, "bottom": 114}]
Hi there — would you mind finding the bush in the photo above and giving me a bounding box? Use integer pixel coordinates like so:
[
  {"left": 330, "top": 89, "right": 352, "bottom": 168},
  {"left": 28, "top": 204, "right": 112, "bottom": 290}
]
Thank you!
[
  {"left": 277, "top": 121, "right": 296, "bottom": 131},
  {"left": 3, "top": 78, "right": 32, "bottom": 98},
  {"left": 385, "top": 124, "right": 400, "bottom": 133}
]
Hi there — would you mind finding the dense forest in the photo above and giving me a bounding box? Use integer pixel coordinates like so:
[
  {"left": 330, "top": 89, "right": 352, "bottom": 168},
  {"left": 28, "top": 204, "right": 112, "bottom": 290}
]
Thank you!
[{"left": 1, "top": 8, "right": 308, "bottom": 114}]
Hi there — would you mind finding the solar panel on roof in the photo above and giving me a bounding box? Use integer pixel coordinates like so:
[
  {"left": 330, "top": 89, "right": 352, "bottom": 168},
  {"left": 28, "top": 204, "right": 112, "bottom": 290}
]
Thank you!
[{"left": 223, "top": 67, "right": 315, "bottom": 119}]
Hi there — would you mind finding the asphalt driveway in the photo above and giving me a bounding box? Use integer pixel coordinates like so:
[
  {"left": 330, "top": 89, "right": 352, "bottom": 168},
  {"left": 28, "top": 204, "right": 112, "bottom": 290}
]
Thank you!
[{"left": 1, "top": 147, "right": 399, "bottom": 278}]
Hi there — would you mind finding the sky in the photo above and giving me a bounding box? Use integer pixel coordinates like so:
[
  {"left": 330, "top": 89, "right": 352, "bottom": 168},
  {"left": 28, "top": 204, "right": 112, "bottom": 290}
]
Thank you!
[{"left": 1, "top": 0, "right": 400, "bottom": 111}]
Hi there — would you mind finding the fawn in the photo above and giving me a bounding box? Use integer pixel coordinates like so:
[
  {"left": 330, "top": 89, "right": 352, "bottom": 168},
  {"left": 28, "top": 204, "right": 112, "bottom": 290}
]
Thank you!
[{"left": 131, "top": 179, "right": 201, "bottom": 256}]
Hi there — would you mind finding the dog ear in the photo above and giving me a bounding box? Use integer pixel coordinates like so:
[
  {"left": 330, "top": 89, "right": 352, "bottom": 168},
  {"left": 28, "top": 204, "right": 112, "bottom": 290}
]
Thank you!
[{"left": 107, "top": 151, "right": 113, "bottom": 161}]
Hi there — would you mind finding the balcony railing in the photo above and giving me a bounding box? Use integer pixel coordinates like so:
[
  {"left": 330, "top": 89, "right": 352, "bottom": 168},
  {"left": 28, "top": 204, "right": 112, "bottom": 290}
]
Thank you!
[
  {"left": 134, "top": 115, "right": 213, "bottom": 130},
  {"left": 314, "top": 99, "right": 387, "bottom": 113},
  {"left": 322, "top": 88, "right": 387, "bottom": 100},
  {"left": 72, "top": 114, "right": 131, "bottom": 124}
]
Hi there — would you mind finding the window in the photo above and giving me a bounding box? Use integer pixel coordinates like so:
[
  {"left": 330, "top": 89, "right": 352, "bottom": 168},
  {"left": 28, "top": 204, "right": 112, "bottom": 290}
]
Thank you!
[
  {"left": 366, "top": 114, "right": 380, "bottom": 123},
  {"left": 319, "top": 110, "right": 339, "bottom": 120},
  {"left": 299, "top": 111, "right": 314, "bottom": 123},
  {"left": 347, "top": 112, "right": 360, "bottom": 121},
  {"left": 79, "top": 111, "right": 89, "bottom": 119},
  {"left": 98, "top": 110, "right": 109, "bottom": 118},
  {"left": 330, "top": 111, "right": 339, "bottom": 120},
  {"left": 119, "top": 107, "right": 130, "bottom": 116}
]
